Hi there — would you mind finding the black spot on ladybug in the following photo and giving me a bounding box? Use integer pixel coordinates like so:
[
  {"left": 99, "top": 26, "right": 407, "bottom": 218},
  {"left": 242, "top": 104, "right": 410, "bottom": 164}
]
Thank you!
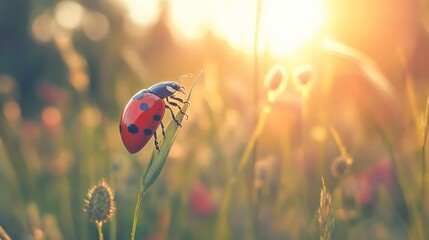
[
  {"left": 140, "top": 103, "right": 149, "bottom": 111},
  {"left": 143, "top": 128, "right": 153, "bottom": 136},
  {"left": 153, "top": 114, "right": 161, "bottom": 121},
  {"left": 132, "top": 90, "right": 148, "bottom": 100},
  {"left": 128, "top": 124, "right": 139, "bottom": 134}
]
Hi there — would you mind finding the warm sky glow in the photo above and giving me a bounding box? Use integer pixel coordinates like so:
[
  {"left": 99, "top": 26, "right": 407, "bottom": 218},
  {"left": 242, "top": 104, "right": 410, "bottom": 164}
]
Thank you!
[{"left": 119, "top": 0, "right": 325, "bottom": 58}]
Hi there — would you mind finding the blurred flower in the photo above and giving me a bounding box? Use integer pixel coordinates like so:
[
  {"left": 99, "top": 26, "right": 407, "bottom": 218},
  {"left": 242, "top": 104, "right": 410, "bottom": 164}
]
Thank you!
[
  {"left": 330, "top": 155, "right": 353, "bottom": 178},
  {"left": 264, "top": 64, "right": 288, "bottom": 102},
  {"left": 188, "top": 181, "right": 215, "bottom": 217},
  {"left": 354, "top": 176, "right": 373, "bottom": 206},
  {"left": 41, "top": 106, "right": 62, "bottom": 134},
  {"left": 292, "top": 64, "right": 315, "bottom": 96},
  {"left": 84, "top": 179, "right": 116, "bottom": 224},
  {"left": 38, "top": 82, "right": 67, "bottom": 104},
  {"left": 368, "top": 157, "right": 395, "bottom": 187},
  {"left": 3, "top": 101, "right": 21, "bottom": 122}
]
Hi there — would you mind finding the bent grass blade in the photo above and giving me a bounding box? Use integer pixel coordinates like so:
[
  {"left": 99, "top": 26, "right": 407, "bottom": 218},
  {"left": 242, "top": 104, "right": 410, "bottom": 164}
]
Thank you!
[
  {"left": 323, "top": 37, "right": 394, "bottom": 99},
  {"left": 131, "top": 71, "right": 203, "bottom": 240}
]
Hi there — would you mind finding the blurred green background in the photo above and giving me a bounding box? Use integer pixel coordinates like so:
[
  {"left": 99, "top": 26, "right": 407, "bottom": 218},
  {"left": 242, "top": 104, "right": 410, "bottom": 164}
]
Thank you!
[{"left": 1, "top": 0, "right": 429, "bottom": 239}]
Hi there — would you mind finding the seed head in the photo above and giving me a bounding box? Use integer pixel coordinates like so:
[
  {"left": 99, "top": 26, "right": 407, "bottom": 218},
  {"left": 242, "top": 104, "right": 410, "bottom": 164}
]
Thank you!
[
  {"left": 83, "top": 179, "right": 116, "bottom": 224},
  {"left": 292, "top": 64, "right": 315, "bottom": 95},
  {"left": 330, "top": 155, "right": 353, "bottom": 178},
  {"left": 264, "top": 64, "right": 287, "bottom": 102},
  {"left": 318, "top": 177, "right": 334, "bottom": 240}
]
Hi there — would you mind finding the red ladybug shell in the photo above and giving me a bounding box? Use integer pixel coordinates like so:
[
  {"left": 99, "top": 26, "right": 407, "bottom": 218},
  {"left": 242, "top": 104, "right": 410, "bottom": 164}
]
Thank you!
[{"left": 119, "top": 90, "right": 165, "bottom": 154}]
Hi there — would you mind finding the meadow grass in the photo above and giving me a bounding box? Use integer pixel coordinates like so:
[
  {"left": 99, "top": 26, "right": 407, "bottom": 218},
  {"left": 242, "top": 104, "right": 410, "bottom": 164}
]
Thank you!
[{"left": 1, "top": 2, "right": 429, "bottom": 240}]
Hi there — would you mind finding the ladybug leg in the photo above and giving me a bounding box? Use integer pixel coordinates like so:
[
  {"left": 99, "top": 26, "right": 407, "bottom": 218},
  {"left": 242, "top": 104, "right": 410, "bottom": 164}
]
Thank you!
[
  {"left": 160, "top": 120, "right": 166, "bottom": 137},
  {"left": 166, "top": 98, "right": 189, "bottom": 119},
  {"left": 165, "top": 105, "right": 182, "bottom": 127},
  {"left": 153, "top": 131, "right": 160, "bottom": 151},
  {"left": 171, "top": 95, "right": 190, "bottom": 106}
]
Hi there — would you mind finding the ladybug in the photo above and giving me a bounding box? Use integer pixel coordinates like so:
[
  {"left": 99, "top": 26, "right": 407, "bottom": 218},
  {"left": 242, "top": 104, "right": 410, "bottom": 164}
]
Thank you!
[{"left": 119, "top": 81, "right": 188, "bottom": 154}]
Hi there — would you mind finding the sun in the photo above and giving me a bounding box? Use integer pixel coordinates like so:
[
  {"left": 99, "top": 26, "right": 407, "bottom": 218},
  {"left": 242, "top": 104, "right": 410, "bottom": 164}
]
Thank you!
[
  {"left": 119, "top": 0, "right": 326, "bottom": 58},
  {"left": 259, "top": 0, "right": 326, "bottom": 57}
]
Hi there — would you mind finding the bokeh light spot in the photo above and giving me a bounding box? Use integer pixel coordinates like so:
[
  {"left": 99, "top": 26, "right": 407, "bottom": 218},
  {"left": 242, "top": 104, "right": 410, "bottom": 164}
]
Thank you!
[
  {"left": 83, "top": 12, "right": 110, "bottom": 41},
  {"left": 0, "top": 75, "right": 16, "bottom": 94},
  {"left": 80, "top": 106, "right": 102, "bottom": 128},
  {"left": 68, "top": 70, "right": 89, "bottom": 92},
  {"left": 31, "top": 11, "right": 54, "bottom": 43},
  {"left": 122, "top": 0, "right": 161, "bottom": 28},
  {"left": 42, "top": 106, "right": 62, "bottom": 131},
  {"left": 3, "top": 101, "right": 21, "bottom": 122},
  {"left": 54, "top": 1, "right": 86, "bottom": 30}
]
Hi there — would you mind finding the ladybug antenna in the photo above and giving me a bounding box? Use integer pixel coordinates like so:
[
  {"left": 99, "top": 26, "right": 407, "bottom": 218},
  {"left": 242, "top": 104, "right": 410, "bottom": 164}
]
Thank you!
[{"left": 179, "top": 73, "right": 193, "bottom": 85}]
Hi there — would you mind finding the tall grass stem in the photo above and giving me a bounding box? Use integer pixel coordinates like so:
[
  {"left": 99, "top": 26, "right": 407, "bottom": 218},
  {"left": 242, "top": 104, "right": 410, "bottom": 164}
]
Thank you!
[
  {"left": 421, "top": 95, "right": 429, "bottom": 213},
  {"left": 130, "top": 71, "right": 202, "bottom": 240},
  {"left": 251, "top": 0, "right": 263, "bottom": 238},
  {"left": 130, "top": 181, "right": 145, "bottom": 240},
  {"left": 0, "top": 225, "right": 11, "bottom": 240},
  {"left": 97, "top": 222, "right": 104, "bottom": 240},
  {"left": 216, "top": 105, "right": 271, "bottom": 239}
]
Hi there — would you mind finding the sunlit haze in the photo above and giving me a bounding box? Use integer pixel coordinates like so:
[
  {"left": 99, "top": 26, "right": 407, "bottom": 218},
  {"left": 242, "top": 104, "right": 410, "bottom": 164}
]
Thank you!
[{"left": 119, "top": 0, "right": 325, "bottom": 58}]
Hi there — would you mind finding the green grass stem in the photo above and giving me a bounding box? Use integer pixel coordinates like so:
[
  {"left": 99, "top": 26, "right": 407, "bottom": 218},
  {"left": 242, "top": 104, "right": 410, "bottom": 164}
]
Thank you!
[
  {"left": 130, "top": 71, "right": 202, "bottom": 240},
  {"left": 215, "top": 105, "right": 271, "bottom": 240}
]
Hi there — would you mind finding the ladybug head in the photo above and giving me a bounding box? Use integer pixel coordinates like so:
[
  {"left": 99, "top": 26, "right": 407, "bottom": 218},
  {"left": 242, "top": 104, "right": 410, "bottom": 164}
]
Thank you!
[{"left": 148, "top": 81, "right": 185, "bottom": 99}]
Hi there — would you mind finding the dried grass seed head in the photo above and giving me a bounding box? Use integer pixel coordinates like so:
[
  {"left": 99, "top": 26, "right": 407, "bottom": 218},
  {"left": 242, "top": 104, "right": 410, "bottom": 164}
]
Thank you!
[
  {"left": 318, "top": 177, "right": 334, "bottom": 240},
  {"left": 83, "top": 179, "right": 116, "bottom": 224}
]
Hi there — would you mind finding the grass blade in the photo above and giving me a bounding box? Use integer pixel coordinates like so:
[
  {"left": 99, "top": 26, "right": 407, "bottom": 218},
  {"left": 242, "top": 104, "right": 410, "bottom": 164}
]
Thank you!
[
  {"left": 130, "top": 71, "right": 202, "bottom": 240},
  {"left": 323, "top": 37, "right": 394, "bottom": 99},
  {"left": 143, "top": 70, "right": 203, "bottom": 192}
]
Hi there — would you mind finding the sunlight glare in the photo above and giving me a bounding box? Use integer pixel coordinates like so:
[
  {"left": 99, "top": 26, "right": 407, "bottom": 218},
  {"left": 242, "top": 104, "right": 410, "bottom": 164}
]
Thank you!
[
  {"left": 168, "top": 0, "right": 210, "bottom": 40},
  {"left": 260, "top": 0, "right": 325, "bottom": 57},
  {"left": 119, "top": 0, "right": 325, "bottom": 57},
  {"left": 209, "top": 0, "right": 257, "bottom": 52}
]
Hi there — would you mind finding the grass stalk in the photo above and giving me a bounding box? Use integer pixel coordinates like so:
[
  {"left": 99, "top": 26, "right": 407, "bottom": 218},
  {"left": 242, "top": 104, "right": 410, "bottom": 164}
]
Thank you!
[
  {"left": 329, "top": 126, "right": 350, "bottom": 160},
  {"left": 0, "top": 225, "right": 12, "bottom": 240},
  {"left": 421, "top": 95, "right": 429, "bottom": 213},
  {"left": 216, "top": 105, "right": 271, "bottom": 239},
  {"left": 251, "top": 0, "right": 263, "bottom": 237},
  {"left": 130, "top": 71, "right": 202, "bottom": 240},
  {"left": 376, "top": 126, "right": 425, "bottom": 239},
  {"left": 97, "top": 222, "right": 104, "bottom": 240},
  {"left": 130, "top": 180, "right": 145, "bottom": 240}
]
